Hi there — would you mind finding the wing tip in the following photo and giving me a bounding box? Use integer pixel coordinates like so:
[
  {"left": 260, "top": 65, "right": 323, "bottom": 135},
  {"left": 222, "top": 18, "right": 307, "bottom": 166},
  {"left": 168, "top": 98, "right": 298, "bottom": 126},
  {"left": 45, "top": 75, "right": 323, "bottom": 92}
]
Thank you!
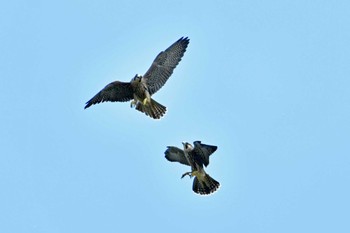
[
  {"left": 178, "top": 36, "right": 190, "bottom": 45},
  {"left": 164, "top": 146, "right": 180, "bottom": 163},
  {"left": 164, "top": 149, "right": 172, "bottom": 162},
  {"left": 194, "top": 141, "right": 218, "bottom": 151},
  {"left": 84, "top": 102, "right": 91, "bottom": 109}
]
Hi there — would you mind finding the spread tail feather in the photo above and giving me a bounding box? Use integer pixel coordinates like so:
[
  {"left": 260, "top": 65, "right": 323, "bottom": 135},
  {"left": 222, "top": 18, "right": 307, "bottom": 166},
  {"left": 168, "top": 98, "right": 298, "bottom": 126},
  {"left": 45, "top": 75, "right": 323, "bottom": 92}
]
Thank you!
[
  {"left": 135, "top": 98, "right": 166, "bottom": 119},
  {"left": 192, "top": 174, "right": 220, "bottom": 195}
]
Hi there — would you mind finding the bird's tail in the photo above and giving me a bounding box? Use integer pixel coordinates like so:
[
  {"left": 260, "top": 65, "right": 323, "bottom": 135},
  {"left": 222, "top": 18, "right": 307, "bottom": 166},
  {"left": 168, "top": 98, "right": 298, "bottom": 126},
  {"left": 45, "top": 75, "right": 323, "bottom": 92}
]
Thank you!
[
  {"left": 135, "top": 98, "right": 166, "bottom": 119},
  {"left": 192, "top": 174, "right": 220, "bottom": 195}
]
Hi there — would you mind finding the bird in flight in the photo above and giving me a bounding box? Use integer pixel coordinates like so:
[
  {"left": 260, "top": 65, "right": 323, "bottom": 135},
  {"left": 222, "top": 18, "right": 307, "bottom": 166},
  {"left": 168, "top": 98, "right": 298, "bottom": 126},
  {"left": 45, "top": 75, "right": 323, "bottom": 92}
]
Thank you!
[
  {"left": 165, "top": 141, "right": 220, "bottom": 195},
  {"left": 84, "top": 37, "right": 190, "bottom": 119}
]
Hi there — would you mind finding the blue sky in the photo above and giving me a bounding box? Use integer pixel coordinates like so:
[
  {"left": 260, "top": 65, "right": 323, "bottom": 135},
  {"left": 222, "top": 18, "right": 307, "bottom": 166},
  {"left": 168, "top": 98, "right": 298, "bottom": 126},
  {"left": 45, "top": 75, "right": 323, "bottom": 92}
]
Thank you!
[{"left": 1, "top": 0, "right": 349, "bottom": 232}]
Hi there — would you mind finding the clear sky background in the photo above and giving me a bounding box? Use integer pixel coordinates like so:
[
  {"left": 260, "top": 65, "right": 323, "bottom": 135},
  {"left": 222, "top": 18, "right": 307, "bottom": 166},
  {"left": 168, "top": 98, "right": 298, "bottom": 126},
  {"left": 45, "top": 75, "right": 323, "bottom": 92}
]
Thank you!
[{"left": 1, "top": 0, "right": 349, "bottom": 232}]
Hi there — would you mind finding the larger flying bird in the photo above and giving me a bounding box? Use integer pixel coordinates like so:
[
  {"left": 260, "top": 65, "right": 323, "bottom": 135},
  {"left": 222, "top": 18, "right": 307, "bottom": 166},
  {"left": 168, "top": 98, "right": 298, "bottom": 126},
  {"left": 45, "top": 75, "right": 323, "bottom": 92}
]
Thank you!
[
  {"left": 84, "top": 37, "right": 189, "bottom": 119},
  {"left": 165, "top": 141, "right": 220, "bottom": 195}
]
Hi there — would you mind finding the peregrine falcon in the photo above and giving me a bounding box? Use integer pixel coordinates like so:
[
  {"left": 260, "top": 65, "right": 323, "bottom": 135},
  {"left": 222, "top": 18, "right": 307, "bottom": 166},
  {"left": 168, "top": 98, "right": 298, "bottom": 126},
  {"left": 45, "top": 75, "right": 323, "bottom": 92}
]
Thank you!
[
  {"left": 165, "top": 141, "right": 220, "bottom": 195},
  {"left": 84, "top": 37, "right": 190, "bottom": 119}
]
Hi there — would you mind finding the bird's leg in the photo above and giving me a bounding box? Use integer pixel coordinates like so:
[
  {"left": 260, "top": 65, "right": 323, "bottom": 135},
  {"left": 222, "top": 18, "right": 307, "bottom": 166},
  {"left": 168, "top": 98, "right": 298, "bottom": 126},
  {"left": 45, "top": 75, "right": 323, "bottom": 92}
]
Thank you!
[
  {"left": 181, "top": 172, "right": 192, "bottom": 179},
  {"left": 191, "top": 171, "right": 200, "bottom": 177},
  {"left": 143, "top": 98, "right": 148, "bottom": 105},
  {"left": 143, "top": 91, "right": 151, "bottom": 105},
  {"left": 142, "top": 97, "right": 150, "bottom": 106}
]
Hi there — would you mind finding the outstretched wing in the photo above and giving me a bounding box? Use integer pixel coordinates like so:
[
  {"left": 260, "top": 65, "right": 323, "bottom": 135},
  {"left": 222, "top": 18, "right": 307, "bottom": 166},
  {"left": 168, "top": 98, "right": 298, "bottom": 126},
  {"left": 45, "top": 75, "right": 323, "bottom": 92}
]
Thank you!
[
  {"left": 164, "top": 146, "right": 190, "bottom": 166},
  {"left": 192, "top": 141, "right": 218, "bottom": 167},
  {"left": 84, "top": 81, "right": 134, "bottom": 109},
  {"left": 143, "top": 37, "right": 190, "bottom": 95}
]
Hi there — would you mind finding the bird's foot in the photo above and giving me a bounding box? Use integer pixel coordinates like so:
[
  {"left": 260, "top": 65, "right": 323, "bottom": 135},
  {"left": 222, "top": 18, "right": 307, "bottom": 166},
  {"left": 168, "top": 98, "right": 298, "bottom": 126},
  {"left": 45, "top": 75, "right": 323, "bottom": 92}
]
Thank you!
[
  {"left": 181, "top": 172, "right": 192, "bottom": 179},
  {"left": 130, "top": 100, "right": 137, "bottom": 108},
  {"left": 191, "top": 171, "right": 200, "bottom": 177},
  {"left": 143, "top": 98, "right": 150, "bottom": 106}
]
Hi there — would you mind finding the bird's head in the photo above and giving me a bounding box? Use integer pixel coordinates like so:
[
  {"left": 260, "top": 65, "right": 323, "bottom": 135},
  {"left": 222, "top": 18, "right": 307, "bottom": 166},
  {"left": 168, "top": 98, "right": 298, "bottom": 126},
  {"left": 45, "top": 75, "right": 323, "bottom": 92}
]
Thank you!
[
  {"left": 182, "top": 142, "right": 193, "bottom": 151},
  {"left": 131, "top": 74, "right": 142, "bottom": 82}
]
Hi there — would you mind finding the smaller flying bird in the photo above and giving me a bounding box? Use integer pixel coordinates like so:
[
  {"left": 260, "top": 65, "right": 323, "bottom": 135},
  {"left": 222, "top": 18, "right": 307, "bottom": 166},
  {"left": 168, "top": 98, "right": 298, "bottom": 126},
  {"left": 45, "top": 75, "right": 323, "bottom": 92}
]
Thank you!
[
  {"left": 165, "top": 141, "right": 220, "bottom": 195},
  {"left": 84, "top": 37, "right": 190, "bottom": 119}
]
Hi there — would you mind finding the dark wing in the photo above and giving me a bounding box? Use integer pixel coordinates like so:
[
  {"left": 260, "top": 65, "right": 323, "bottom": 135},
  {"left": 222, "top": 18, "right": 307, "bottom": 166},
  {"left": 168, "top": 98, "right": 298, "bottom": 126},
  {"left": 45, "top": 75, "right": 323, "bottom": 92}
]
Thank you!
[
  {"left": 192, "top": 141, "right": 218, "bottom": 167},
  {"left": 164, "top": 146, "right": 190, "bottom": 166},
  {"left": 143, "top": 37, "right": 189, "bottom": 95},
  {"left": 84, "top": 81, "right": 134, "bottom": 109}
]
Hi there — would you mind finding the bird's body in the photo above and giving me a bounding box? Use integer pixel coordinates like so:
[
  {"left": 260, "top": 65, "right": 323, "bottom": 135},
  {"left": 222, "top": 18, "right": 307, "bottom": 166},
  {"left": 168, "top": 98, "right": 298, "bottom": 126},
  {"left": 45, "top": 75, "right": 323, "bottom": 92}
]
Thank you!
[
  {"left": 165, "top": 141, "right": 220, "bottom": 195},
  {"left": 130, "top": 75, "right": 149, "bottom": 105},
  {"left": 85, "top": 37, "right": 190, "bottom": 119}
]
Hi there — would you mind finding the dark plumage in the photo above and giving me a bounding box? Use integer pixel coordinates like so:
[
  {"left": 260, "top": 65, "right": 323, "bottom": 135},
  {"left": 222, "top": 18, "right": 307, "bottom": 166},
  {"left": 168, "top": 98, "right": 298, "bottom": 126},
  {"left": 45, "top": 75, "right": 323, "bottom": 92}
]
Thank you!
[
  {"left": 85, "top": 37, "right": 190, "bottom": 119},
  {"left": 165, "top": 141, "right": 220, "bottom": 195}
]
